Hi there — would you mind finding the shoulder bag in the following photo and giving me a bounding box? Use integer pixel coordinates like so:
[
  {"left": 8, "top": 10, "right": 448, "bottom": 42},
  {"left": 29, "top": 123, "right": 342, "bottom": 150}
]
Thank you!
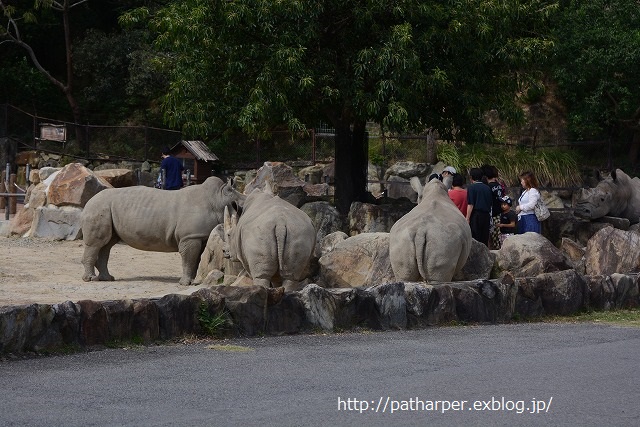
[{"left": 534, "top": 197, "right": 550, "bottom": 221}]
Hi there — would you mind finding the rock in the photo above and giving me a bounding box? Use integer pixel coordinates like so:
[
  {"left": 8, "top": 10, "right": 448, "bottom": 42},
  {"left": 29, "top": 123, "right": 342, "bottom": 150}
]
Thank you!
[
  {"left": 195, "top": 224, "right": 226, "bottom": 284},
  {"left": 244, "top": 161, "right": 328, "bottom": 207},
  {"left": 298, "top": 164, "right": 326, "bottom": 184},
  {"left": 8, "top": 207, "right": 33, "bottom": 237},
  {"left": 404, "top": 282, "right": 457, "bottom": 327},
  {"left": 300, "top": 201, "right": 343, "bottom": 257},
  {"left": 367, "top": 282, "right": 407, "bottom": 329},
  {"left": 494, "top": 232, "right": 573, "bottom": 278},
  {"left": 585, "top": 227, "right": 640, "bottom": 275},
  {"left": 31, "top": 206, "right": 83, "bottom": 240},
  {"left": 515, "top": 269, "right": 587, "bottom": 317},
  {"left": 298, "top": 284, "right": 379, "bottom": 331},
  {"left": 584, "top": 274, "right": 639, "bottom": 311},
  {"left": 384, "top": 175, "right": 418, "bottom": 202},
  {"left": 454, "top": 239, "right": 495, "bottom": 281},
  {"left": 213, "top": 285, "right": 303, "bottom": 336},
  {"left": 319, "top": 231, "right": 348, "bottom": 257},
  {"left": 450, "top": 278, "right": 517, "bottom": 323},
  {"left": 594, "top": 216, "right": 631, "bottom": 230},
  {"left": 348, "top": 201, "right": 413, "bottom": 235},
  {"left": 93, "top": 169, "right": 138, "bottom": 187},
  {"left": 38, "top": 167, "right": 61, "bottom": 182},
  {"left": 560, "top": 237, "right": 586, "bottom": 275},
  {"left": 46, "top": 163, "right": 112, "bottom": 208},
  {"left": 384, "top": 161, "right": 430, "bottom": 180},
  {"left": 317, "top": 232, "right": 395, "bottom": 288}
]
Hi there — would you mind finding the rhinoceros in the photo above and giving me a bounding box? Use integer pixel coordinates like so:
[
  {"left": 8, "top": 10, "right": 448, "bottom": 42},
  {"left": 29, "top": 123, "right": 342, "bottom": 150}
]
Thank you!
[
  {"left": 223, "top": 187, "right": 316, "bottom": 291},
  {"left": 574, "top": 169, "right": 640, "bottom": 224},
  {"left": 389, "top": 178, "right": 472, "bottom": 282},
  {"left": 81, "top": 177, "right": 245, "bottom": 285}
]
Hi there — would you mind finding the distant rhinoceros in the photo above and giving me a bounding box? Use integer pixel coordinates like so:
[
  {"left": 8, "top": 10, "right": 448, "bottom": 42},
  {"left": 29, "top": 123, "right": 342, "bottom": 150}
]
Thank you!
[
  {"left": 81, "top": 177, "right": 245, "bottom": 285},
  {"left": 389, "top": 178, "right": 471, "bottom": 282},
  {"left": 574, "top": 169, "right": 640, "bottom": 224},
  {"left": 223, "top": 187, "right": 316, "bottom": 291}
]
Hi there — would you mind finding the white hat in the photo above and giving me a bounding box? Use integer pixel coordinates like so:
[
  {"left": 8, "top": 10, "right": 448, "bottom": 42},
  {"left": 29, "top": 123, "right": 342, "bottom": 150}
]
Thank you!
[{"left": 443, "top": 166, "right": 456, "bottom": 174}]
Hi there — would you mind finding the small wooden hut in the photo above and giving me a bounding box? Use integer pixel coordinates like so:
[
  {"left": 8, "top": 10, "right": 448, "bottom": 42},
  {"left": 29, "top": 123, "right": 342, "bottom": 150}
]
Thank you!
[{"left": 168, "top": 140, "right": 219, "bottom": 184}]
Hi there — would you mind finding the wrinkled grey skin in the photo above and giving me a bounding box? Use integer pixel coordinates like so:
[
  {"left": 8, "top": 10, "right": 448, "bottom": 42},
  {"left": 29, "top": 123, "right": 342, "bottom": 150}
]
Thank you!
[
  {"left": 81, "top": 177, "right": 245, "bottom": 285},
  {"left": 574, "top": 169, "right": 640, "bottom": 224},
  {"left": 389, "top": 179, "right": 472, "bottom": 282},
  {"left": 223, "top": 187, "right": 316, "bottom": 291}
]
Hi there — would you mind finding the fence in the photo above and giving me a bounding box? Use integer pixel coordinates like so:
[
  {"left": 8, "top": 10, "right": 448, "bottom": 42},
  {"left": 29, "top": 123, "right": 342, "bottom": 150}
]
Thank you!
[
  {"left": 1, "top": 104, "right": 182, "bottom": 163},
  {"left": 1, "top": 103, "right": 616, "bottom": 177}
]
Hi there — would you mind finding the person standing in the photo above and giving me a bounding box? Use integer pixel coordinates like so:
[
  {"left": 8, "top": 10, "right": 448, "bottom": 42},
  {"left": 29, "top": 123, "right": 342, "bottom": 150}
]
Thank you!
[
  {"left": 448, "top": 173, "right": 468, "bottom": 216},
  {"left": 483, "top": 165, "right": 505, "bottom": 249},
  {"left": 466, "top": 167, "right": 493, "bottom": 246},
  {"left": 499, "top": 196, "right": 518, "bottom": 244},
  {"left": 441, "top": 166, "right": 456, "bottom": 190},
  {"left": 515, "top": 171, "right": 542, "bottom": 233},
  {"left": 160, "top": 147, "right": 184, "bottom": 190}
]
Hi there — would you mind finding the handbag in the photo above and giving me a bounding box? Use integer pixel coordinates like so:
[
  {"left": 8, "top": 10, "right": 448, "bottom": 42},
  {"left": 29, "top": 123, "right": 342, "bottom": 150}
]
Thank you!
[{"left": 534, "top": 198, "right": 550, "bottom": 221}]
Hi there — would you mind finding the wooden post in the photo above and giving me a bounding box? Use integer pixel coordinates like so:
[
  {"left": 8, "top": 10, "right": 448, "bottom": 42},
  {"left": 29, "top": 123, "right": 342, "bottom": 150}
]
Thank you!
[
  {"left": 0, "top": 172, "right": 5, "bottom": 212},
  {"left": 9, "top": 173, "right": 16, "bottom": 214}
]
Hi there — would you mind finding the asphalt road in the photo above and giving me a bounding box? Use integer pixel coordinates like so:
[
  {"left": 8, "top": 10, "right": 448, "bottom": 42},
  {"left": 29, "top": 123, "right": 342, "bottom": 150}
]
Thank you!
[{"left": 1, "top": 322, "right": 638, "bottom": 427}]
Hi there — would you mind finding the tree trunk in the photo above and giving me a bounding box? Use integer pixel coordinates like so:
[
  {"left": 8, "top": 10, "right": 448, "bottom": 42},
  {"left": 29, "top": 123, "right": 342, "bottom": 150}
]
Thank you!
[{"left": 334, "top": 119, "right": 368, "bottom": 215}]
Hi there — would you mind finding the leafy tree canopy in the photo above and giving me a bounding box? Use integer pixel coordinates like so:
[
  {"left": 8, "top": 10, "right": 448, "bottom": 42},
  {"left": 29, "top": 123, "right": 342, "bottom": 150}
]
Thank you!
[
  {"left": 122, "top": 0, "right": 556, "bottom": 212},
  {"left": 552, "top": 0, "right": 640, "bottom": 146},
  {"left": 123, "top": 0, "right": 555, "bottom": 140}
]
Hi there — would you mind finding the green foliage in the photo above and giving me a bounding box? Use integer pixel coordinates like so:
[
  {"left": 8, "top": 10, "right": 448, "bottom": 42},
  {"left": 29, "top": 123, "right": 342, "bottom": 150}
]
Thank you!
[
  {"left": 197, "top": 303, "right": 231, "bottom": 338},
  {"left": 552, "top": 0, "right": 640, "bottom": 141},
  {"left": 437, "top": 143, "right": 581, "bottom": 187},
  {"left": 123, "top": 0, "right": 555, "bottom": 144}
]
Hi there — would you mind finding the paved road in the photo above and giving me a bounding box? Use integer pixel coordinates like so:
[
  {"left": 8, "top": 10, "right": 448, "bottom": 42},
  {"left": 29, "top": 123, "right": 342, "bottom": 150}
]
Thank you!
[{"left": 1, "top": 322, "right": 638, "bottom": 426}]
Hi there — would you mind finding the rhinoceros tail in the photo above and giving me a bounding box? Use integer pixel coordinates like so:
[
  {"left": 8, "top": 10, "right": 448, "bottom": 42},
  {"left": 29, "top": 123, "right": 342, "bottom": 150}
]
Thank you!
[
  {"left": 275, "top": 223, "right": 287, "bottom": 276},
  {"left": 415, "top": 232, "right": 428, "bottom": 281}
]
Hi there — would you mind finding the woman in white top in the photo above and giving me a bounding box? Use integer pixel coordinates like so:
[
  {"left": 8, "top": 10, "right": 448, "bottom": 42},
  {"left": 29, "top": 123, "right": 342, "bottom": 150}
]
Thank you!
[{"left": 515, "top": 171, "right": 542, "bottom": 234}]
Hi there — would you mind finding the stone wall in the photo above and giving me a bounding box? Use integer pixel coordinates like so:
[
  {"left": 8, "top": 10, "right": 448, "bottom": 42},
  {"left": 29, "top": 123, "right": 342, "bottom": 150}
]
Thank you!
[{"left": 1, "top": 273, "right": 638, "bottom": 355}]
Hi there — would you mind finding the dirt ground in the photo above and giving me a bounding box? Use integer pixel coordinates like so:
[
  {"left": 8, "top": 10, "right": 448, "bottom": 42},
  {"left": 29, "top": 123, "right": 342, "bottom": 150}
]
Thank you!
[{"left": 0, "top": 236, "right": 210, "bottom": 307}]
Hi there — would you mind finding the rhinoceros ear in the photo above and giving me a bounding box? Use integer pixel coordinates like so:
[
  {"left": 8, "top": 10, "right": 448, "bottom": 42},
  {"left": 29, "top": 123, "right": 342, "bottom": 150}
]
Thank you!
[{"left": 612, "top": 169, "right": 618, "bottom": 181}]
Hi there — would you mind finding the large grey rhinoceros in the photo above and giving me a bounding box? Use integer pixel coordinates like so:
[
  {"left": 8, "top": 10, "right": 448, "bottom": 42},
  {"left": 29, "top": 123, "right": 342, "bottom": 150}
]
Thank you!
[
  {"left": 389, "top": 178, "right": 472, "bottom": 282},
  {"left": 223, "top": 187, "right": 316, "bottom": 291},
  {"left": 574, "top": 168, "right": 640, "bottom": 224},
  {"left": 81, "top": 177, "right": 245, "bottom": 285}
]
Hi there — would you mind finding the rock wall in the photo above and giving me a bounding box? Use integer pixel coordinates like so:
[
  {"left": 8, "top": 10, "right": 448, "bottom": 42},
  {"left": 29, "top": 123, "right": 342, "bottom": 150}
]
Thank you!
[{"left": 1, "top": 272, "right": 638, "bottom": 355}]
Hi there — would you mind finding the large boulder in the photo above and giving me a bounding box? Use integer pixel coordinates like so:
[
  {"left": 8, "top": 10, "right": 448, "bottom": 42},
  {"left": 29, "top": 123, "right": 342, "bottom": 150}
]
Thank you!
[
  {"left": 384, "top": 175, "right": 418, "bottom": 202},
  {"left": 348, "top": 201, "right": 413, "bottom": 235},
  {"left": 300, "top": 201, "right": 343, "bottom": 257},
  {"left": 93, "top": 169, "right": 138, "bottom": 188},
  {"left": 31, "top": 206, "right": 83, "bottom": 240},
  {"left": 317, "top": 232, "right": 394, "bottom": 288},
  {"left": 46, "top": 163, "right": 111, "bottom": 208},
  {"left": 243, "top": 161, "right": 328, "bottom": 207},
  {"left": 384, "top": 161, "right": 430, "bottom": 180},
  {"left": 585, "top": 226, "right": 640, "bottom": 275},
  {"left": 454, "top": 239, "right": 495, "bottom": 281},
  {"left": 494, "top": 232, "right": 573, "bottom": 278}
]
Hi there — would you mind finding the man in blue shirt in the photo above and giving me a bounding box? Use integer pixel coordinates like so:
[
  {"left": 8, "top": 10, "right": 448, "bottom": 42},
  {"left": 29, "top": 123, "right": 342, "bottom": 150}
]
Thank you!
[
  {"left": 160, "top": 147, "right": 184, "bottom": 190},
  {"left": 466, "top": 167, "right": 493, "bottom": 246}
]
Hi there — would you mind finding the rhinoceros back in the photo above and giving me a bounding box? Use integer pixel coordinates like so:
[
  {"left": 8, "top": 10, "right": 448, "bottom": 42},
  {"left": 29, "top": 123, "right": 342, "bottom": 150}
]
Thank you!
[{"left": 82, "top": 180, "right": 227, "bottom": 252}]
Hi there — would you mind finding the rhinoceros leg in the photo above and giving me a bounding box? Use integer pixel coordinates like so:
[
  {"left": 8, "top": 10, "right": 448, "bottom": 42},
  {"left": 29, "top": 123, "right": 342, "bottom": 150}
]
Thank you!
[
  {"left": 82, "top": 237, "right": 117, "bottom": 282},
  {"left": 82, "top": 244, "right": 100, "bottom": 282},
  {"left": 94, "top": 237, "right": 118, "bottom": 281},
  {"left": 178, "top": 238, "right": 206, "bottom": 285}
]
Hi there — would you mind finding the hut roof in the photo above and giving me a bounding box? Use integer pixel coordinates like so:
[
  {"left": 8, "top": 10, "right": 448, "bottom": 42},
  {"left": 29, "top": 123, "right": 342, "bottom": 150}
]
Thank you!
[{"left": 172, "top": 140, "right": 219, "bottom": 162}]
